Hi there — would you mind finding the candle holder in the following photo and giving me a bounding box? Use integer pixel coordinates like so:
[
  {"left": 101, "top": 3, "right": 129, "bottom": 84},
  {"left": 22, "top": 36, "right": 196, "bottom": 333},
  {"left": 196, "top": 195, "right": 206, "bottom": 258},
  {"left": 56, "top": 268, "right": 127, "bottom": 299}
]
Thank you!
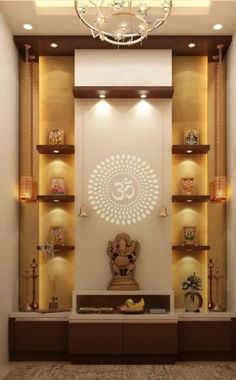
[
  {"left": 208, "top": 258, "right": 215, "bottom": 310},
  {"left": 30, "top": 258, "right": 39, "bottom": 310}
]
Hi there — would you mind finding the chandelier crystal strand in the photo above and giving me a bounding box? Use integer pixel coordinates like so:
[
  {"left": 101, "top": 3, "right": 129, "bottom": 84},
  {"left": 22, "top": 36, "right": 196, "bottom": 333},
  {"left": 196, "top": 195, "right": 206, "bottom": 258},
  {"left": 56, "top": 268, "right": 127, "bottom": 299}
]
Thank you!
[
  {"left": 75, "top": 0, "right": 172, "bottom": 46},
  {"left": 20, "top": 44, "right": 34, "bottom": 200}
]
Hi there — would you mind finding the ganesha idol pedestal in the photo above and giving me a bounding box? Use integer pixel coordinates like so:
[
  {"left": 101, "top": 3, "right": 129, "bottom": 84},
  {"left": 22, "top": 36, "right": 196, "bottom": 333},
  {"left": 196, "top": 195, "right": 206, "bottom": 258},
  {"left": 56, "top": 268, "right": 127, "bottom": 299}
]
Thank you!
[{"left": 107, "top": 233, "right": 140, "bottom": 291}]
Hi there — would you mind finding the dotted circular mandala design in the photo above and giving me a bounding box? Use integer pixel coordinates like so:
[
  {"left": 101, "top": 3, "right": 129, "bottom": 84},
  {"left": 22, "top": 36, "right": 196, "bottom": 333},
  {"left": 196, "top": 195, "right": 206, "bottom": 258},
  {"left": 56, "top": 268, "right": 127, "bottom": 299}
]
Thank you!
[{"left": 88, "top": 154, "right": 159, "bottom": 225}]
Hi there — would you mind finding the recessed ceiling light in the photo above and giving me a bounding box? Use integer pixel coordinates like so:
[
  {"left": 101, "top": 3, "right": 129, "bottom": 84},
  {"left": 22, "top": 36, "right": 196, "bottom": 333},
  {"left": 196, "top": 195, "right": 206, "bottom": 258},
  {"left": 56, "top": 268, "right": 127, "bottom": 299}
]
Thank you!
[
  {"left": 23, "top": 23, "right": 33, "bottom": 30},
  {"left": 186, "top": 150, "right": 193, "bottom": 153},
  {"left": 213, "top": 23, "right": 223, "bottom": 31},
  {"left": 53, "top": 199, "right": 60, "bottom": 203},
  {"left": 140, "top": 94, "right": 147, "bottom": 99},
  {"left": 99, "top": 94, "right": 106, "bottom": 99},
  {"left": 188, "top": 43, "right": 196, "bottom": 48},
  {"left": 186, "top": 199, "right": 193, "bottom": 203},
  {"left": 53, "top": 150, "right": 60, "bottom": 153},
  {"left": 50, "top": 43, "right": 58, "bottom": 48}
]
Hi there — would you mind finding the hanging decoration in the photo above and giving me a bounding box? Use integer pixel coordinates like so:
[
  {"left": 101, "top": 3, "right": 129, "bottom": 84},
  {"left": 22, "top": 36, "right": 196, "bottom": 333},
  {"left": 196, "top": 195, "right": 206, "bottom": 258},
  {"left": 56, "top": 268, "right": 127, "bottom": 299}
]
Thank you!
[
  {"left": 210, "top": 44, "right": 227, "bottom": 201},
  {"left": 20, "top": 44, "right": 35, "bottom": 201},
  {"left": 78, "top": 112, "right": 89, "bottom": 217}
]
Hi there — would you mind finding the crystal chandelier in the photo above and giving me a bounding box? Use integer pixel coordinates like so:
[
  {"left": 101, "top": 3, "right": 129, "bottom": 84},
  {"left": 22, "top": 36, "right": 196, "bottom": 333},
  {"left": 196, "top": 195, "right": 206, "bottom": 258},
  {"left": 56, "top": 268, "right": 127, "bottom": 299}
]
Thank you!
[{"left": 75, "top": 0, "right": 172, "bottom": 46}]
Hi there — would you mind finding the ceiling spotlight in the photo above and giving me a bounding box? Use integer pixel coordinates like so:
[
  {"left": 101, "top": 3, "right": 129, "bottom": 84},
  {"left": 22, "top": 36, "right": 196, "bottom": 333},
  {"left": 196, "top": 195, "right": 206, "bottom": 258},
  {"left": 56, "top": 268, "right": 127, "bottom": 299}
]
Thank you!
[
  {"left": 23, "top": 23, "right": 33, "bottom": 30},
  {"left": 99, "top": 94, "right": 106, "bottom": 99},
  {"left": 53, "top": 150, "right": 60, "bottom": 154},
  {"left": 140, "top": 94, "right": 147, "bottom": 99},
  {"left": 53, "top": 199, "right": 60, "bottom": 203},
  {"left": 186, "top": 199, "right": 193, "bottom": 203},
  {"left": 186, "top": 150, "right": 193, "bottom": 154},
  {"left": 50, "top": 43, "right": 58, "bottom": 48},
  {"left": 188, "top": 43, "right": 196, "bottom": 48},
  {"left": 213, "top": 23, "right": 223, "bottom": 31}
]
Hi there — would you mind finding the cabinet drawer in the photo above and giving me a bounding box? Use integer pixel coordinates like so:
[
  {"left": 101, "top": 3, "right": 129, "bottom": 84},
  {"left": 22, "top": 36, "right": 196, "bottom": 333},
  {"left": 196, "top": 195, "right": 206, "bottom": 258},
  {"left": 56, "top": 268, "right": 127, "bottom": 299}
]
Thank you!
[
  {"left": 13, "top": 321, "right": 68, "bottom": 352},
  {"left": 69, "top": 322, "right": 123, "bottom": 355},
  {"left": 124, "top": 322, "right": 178, "bottom": 355},
  {"left": 179, "top": 321, "right": 232, "bottom": 352}
]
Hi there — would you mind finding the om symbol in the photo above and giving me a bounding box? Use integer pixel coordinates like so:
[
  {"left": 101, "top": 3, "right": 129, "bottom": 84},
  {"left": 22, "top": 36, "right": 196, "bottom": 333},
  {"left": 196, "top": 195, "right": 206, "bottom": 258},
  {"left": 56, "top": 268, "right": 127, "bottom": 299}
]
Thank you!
[{"left": 111, "top": 178, "right": 136, "bottom": 202}]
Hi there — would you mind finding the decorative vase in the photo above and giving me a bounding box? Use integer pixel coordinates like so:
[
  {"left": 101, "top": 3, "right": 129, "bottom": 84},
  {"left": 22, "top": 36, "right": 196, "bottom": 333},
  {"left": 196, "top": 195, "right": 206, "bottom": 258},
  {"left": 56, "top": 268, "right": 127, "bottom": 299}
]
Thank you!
[{"left": 184, "top": 291, "right": 203, "bottom": 312}]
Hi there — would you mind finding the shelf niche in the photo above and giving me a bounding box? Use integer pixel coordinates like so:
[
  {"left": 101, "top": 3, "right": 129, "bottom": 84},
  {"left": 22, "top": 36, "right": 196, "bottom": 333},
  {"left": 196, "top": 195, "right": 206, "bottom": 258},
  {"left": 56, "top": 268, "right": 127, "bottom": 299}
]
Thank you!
[
  {"left": 37, "top": 145, "right": 75, "bottom": 154},
  {"left": 73, "top": 86, "right": 174, "bottom": 99},
  {"left": 37, "top": 195, "right": 75, "bottom": 203},
  {"left": 172, "top": 195, "right": 210, "bottom": 203},
  {"left": 172, "top": 245, "right": 210, "bottom": 252},
  {"left": 172, "top": 145, "right": 210, "bottom": 155}
]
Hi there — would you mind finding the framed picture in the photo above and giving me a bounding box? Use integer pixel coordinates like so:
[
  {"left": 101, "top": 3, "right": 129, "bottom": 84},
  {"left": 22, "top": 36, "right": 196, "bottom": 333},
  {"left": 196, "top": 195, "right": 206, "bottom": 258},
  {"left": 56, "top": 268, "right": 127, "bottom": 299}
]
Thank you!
[
  {"left": 180, "top": 178, "right": 195, "bottom": 195},
  {"left": 183, "top": 226, "right": 197, "bottom": 245},
  {"left": 49, "top": 128, "right": 65, "bottom": 145},
  {"left": 184, "top": 128, "right": 199, "bottom": 145},
  {"left": 51, "top": 177, "right": 65, "bottom": 195},
  {"left": 50, "top": 226, "right": 64, "bottom": 245}
]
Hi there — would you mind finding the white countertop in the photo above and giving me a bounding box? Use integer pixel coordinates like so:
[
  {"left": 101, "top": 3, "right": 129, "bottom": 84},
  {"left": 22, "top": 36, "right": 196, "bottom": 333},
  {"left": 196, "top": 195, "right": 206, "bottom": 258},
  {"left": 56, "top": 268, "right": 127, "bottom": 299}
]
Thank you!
[{"left": 9, "top": 310, "right": 236, "bottom": 322}]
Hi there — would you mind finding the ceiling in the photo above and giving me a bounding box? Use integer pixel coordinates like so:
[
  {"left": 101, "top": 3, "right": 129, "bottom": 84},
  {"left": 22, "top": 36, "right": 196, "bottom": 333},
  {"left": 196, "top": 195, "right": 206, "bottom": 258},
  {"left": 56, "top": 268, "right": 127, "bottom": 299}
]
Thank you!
[{"left": 0, "top": 0, "right": 236, "bottom": 36}]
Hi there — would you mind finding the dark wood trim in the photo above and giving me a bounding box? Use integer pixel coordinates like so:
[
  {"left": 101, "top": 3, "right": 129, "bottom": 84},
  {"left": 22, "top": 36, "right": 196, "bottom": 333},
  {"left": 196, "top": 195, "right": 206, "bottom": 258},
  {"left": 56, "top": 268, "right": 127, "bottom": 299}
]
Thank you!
[
  {"left": 172, "top": 145, "right": 210, "bottom": 154},
  {"left": 10, "top": 352, "right": 69, "bottom": 361},
  {"left": 36, "top": 145, "right": 74, "bottom": 154},
  {"left": 14, "top": 35, "right": 232, "bottom": 62},
  {"left": 172, "top": 195, "right": 210, "bottom": 203},
  {"left": 37, "top": 245, "right": 75, "bottom": 252},
  {"left": 73, "top": 86, "right": 174, "bottom": 99},
  {"left": 70, "top": 354, "right": 176, "bottom": 364},
  {"left": 172, "top": 245, "right": 210, "bottom": 252},
  {"left": 37, "top": 195, "right": 75, "bottom": 203},
  {"left": 178, "top": 352, "right": 235, "bottom": 361}
]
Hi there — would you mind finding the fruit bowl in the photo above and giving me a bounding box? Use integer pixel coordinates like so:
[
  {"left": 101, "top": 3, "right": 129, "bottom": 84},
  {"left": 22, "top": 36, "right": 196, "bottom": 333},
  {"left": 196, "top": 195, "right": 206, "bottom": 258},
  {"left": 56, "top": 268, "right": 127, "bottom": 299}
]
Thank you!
[{"left": 118, "top": 305, "right": 144, "bottom": 314}]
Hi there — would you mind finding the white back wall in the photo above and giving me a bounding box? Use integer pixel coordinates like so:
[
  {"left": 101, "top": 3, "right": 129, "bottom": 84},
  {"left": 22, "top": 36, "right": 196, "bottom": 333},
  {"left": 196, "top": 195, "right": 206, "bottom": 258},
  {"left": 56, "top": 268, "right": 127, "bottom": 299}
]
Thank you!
[
  {"left": 75, "top": 50, "right": 172, "bottom": 291},
  {"left": 0, "top": 12, "right": 19, "bottom": 370}
]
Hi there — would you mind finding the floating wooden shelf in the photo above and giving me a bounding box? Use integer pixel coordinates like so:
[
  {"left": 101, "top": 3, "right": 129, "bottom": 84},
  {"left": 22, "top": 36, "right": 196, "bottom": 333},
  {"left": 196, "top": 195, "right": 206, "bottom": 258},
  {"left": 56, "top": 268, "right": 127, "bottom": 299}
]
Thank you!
[
  {"left": 172, "top": 145, "right": 210, "bottom": 154},
  {"left": 36, "top": 145, "right": 74, "bottom": 154},
  {"left": 37, "top": 245, "right": 75, "bottom": 252},
  {"left": 172, "top": 245, "right": 210, "bottom": 252},
  {"left": 172, "top": 195, "right": 210, "bottom": 203},
  {"left": 73, "top": 86, "right": 174, "bottom": 99},
  {"left": 37, "top": 195, "right": 75, "bottom": 203}
]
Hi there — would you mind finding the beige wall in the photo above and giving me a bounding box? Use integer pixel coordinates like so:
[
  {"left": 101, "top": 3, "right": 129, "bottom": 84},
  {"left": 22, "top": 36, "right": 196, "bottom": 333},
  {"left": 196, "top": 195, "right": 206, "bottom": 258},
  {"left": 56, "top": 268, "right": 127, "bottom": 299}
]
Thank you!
[{"left": 0, "top": 12, "right": 19, "bottom": 369}]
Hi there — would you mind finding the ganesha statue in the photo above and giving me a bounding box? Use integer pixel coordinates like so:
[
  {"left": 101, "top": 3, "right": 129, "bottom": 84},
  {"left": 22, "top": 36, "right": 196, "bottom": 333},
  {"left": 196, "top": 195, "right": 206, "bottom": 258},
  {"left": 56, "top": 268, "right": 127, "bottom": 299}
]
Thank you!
[{"left": 107, "top": 233, "right": 140, "bottom": 290}]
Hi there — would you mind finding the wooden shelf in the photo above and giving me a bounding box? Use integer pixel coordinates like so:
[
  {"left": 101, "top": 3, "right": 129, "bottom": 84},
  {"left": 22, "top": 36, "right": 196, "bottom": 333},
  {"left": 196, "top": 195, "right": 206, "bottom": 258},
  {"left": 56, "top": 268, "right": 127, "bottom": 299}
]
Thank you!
[
  {"left": 172, "top": 195, "right": 210, "bottom": 203},
  {"left": 172, "top": 245, "right": 210, "bottom": 252},
  {"left": 37, "top": 145, "right": 74, "bottom": 154},
  {"left": 73, "top": 86, "right": 174, "bottom": 99},
  {"left": 37, "top": 245, "right": 75, "bottom": 252},
  {"left": 172, "top": 145, "right": 210, "bottom": 154},
  {"left": 37, "top": 195, "right": 75, "bottom": 203}
]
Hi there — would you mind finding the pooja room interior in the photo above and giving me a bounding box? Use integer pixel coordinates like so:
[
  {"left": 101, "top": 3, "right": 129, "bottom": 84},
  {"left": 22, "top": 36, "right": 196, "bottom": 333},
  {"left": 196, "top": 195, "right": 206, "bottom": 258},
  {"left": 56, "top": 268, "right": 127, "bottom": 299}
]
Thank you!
[{"left": 1, "top": 0, "right": 236, "bottom": 367}]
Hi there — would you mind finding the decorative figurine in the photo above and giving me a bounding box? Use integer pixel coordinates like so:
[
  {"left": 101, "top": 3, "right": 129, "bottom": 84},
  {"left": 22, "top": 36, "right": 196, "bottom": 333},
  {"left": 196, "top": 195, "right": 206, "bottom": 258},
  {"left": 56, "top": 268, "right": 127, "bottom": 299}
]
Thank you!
[
  {"left": 49, "top": 128, "right": 64, "bottom": 145},
  {"left": 212, "top": 267, "right": 224, "bottom": 312},
  {"left": 24, "top": 270, "right": 31, "bottom": 311},
  {"left": 184, "top": 128, "right": 199, "bottom": 145},
  {"left": 183, "top": 226, "right": 197, "bottom": 246},
  {"left": 182, "top": 272, "right": 203, "bottom": 312},
  {"left": 179, "top": 178, "right": 195, "bottom": 195},
  {"left": 107, "top": 233, "right": 140, "bottom": 290}
]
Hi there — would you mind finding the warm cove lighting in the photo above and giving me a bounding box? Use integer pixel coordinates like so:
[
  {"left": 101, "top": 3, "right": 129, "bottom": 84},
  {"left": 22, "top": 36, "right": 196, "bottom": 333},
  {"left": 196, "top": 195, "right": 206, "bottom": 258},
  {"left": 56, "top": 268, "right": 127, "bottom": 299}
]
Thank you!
[{"left": 23, "top": 23, "right": 33, "bottom": 30}]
